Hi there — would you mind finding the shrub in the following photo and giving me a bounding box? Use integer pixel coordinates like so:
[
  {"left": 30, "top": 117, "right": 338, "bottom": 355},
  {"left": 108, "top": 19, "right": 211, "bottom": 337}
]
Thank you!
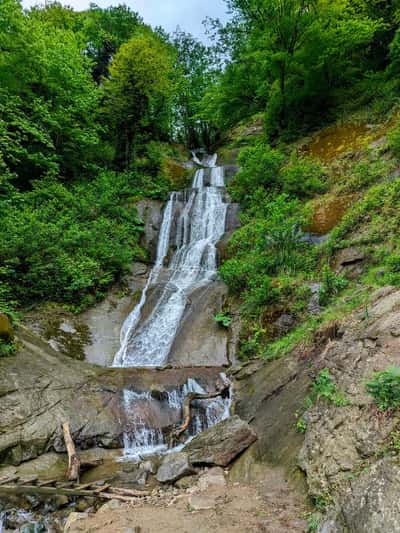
[
  {"left": 214, "top": 312, "right": 232, "bottom": 328},
  {"left": 229, "top": 142, "right": 285, "bottom": 207},
  {"left": 319, "top": 265, "right": 348, "bottom": 306},
  {"left": 366, "top": 367, "right": 400, "bottom": 410},
  {"left": 280, "top": 156, "right": 327, "bottom": 199},
  {"left": 389, "top": 123, "right": 400, "bottom": 159},
  {"left": 219, "top": 257, "right": 249, "bottom": 294},
  {"left": 308, "top": 369, "right": 349, "bottom": 407},
  {"left": 0, "top": 172, "right": 146, "bottom": 310}
]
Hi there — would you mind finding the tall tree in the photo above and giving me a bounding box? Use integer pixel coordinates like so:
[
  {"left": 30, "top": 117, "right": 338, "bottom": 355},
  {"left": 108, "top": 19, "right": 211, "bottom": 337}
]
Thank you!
[
  {"left": 172, "top": 29, "right": 219, "bottom": 147},
  {"left": 103, "top": 31, "right": 175, "bottom": 169}
]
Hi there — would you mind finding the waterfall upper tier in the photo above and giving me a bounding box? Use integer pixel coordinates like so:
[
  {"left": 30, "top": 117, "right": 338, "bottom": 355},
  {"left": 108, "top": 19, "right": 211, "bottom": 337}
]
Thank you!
[{"left": 113, "top": 156, "right": 231, "bottom": 369}]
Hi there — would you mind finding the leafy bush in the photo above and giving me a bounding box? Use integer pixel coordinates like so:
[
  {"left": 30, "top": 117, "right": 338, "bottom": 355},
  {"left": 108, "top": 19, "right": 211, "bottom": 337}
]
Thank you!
[
  {"left": 229, "top": 142, "right": 285, "bottom": 207},
  {"left": 214, "top": 312, "right": 232, "bottom": 328},
  {"left": 319, "top": 265, "right": 348, "bottom": 306},
  {"left": 308, "top": 369, "right": 349, "bottom": 407},
  {"left": 366, "top": 368, "right": 400, "bottom": 410},
  {"left": 389, "top": 123, "right": 400, "bottom": 159},
  {"left": 280, "top": 156, "right": 327, "bottom": 199},
  {"left": 0, "top": 172, "right": 146, "bottom": 310}
]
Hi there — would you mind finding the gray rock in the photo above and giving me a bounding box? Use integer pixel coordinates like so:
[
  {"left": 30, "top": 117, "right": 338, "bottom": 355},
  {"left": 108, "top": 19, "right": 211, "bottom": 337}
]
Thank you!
[
  {"left": 334, "top": 247, "right": 365, "bottom": 278},
  {"left": 63, "top": 512, "right": 88, "bottom": 533},
  {"left": 197, "top": 467, "right": 226, "bottom": 491},
  {"left": 274, "top": 314, "right": 296, "bottom": 335},
  {"left": 321, "top": 458, "right": 400, "bottom": 533},
  {"left": 188, "top": 493, "right": 218, "bottom": 511},
  {"left": 97, "top": 499, "right": 121, "bottom": 513},
  {"left": 156, "top": 452, "right": 195, "bottom": 483},
  {"left": 184, "top": 416, "right": 257, "bottom": 467},
  {"left": 136, "top": 199, "right": 163, "bottom": 262}
]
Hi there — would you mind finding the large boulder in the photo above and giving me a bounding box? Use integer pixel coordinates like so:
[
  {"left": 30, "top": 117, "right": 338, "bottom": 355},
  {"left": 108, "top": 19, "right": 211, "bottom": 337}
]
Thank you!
[
  {"left": 156, "top": 451, "right": 195, "bottom": 483},
  {"left": 0, "top": 312, "right": 13, "bottom": 341},
  {"left": 321, "top": 458, "right": 400, "bottom": 533},
  {"left": 184, "top": 416, "right": 257, "bottom": 467}
]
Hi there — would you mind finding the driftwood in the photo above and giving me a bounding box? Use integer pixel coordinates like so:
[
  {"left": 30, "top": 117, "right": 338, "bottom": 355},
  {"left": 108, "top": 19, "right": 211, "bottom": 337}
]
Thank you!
[
  {"left": 63, "top": 422, "right": 80, "bottom": 482},
  {"left": 109, "top": 487, "right": 150, "bottom": 497},
  {"left": 0, "top": 483, "right": 150, "bottom": 501},
  {"left": 170, "top": 379, "right": 231, "bottom": 445}
]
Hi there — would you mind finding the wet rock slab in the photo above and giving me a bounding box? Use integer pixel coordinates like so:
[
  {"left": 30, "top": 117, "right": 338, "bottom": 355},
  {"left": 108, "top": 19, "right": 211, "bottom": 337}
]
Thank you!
[
  {"left": 0, "top": 326, "right": 229, "bottom": 465},
  {"left": 184, "top": 415, "right": 257, "bottom": 467}
]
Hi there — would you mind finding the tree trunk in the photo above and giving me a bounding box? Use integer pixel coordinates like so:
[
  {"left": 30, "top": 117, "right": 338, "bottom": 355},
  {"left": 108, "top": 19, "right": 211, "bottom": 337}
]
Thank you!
[
  {"left": 62, "top": 422, "right": 80, "bottom": 483},
  {"left": 170, "top": 380, "right": 230, "bottom": 445}
]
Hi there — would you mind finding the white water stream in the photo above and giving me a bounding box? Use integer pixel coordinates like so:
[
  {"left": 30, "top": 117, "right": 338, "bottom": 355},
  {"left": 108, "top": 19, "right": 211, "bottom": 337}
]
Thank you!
[
  {"left": 113, "top": 156, "right": 228, "bottom": 368},
  {"left": 113, "top": 154, "right": 231, "bottom": 459},
  {"left": 122, "top": 375, "right": 231, "bottom": 459}
]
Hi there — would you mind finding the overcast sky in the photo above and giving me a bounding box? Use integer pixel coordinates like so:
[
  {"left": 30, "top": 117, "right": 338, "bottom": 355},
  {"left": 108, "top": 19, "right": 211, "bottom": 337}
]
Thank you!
[{"left": 21, "top": 0, "right": 229, "bottom": 41}]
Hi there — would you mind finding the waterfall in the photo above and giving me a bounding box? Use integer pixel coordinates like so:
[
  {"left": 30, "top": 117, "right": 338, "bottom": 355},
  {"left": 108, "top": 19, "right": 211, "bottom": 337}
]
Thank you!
[
  {"left": 114, "top": 154, "right": 232, "bottom": 460},
  {"left": 113, "top": 156, "right": 228, "bottom": 368},
  {"left": 122, "top": 374, "right": 232, "bottom": 460}
]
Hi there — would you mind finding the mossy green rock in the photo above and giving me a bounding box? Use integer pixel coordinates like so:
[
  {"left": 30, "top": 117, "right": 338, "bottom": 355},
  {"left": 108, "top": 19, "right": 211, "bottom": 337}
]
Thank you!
[{"left": 0, "top": 312, "right": 13, "bottom": 341}]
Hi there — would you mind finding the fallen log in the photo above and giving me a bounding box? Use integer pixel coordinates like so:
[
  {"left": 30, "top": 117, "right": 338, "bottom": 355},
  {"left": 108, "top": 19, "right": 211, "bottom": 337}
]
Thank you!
[
  {"left": 109, "top": 487, "right": 150, "bottom": 497},
  {"left": 0, "top": 484, "right": 149, "bottom": 500},
  {"left": 63, "top": 422, "right": 80, "bottom": 483},
  {"left": 100, "top": 492, "right": 144, "bottom": 503},
  {"left": 0, "top": 475, "right": 19, "bottom": 485},
  {"left": 37, "top": 480, "right": 57, "bottom": 487}
]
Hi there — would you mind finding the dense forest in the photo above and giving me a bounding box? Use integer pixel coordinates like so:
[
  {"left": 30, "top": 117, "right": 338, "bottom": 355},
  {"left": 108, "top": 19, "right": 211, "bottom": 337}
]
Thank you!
[{"left": 1, "top": 0, "right": 400, "bottom": 359}]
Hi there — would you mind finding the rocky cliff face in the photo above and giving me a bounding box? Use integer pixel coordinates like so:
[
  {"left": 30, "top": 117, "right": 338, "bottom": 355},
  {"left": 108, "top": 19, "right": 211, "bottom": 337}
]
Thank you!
[
  {"left": 231, "top": 286, "right": 400, "bottom": 532},
  {"left": 0, "top": 326, "right": 227, "bottom": 466}
]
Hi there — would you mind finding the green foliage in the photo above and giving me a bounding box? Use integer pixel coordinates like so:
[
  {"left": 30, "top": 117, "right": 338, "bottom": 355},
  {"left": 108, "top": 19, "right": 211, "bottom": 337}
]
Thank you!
[
  {"left": 219, "top": 193, "right": 312, "bottom": 320},
  {"left": 308, "top": 369, "right": 350, "bottom": 407},
  {"left": 0, "top": 172, "right": 146, "bottom": 310},
  {"left": 306, "top": 512, "right": 322, "bottom": 533},
  {"left": 388, "top": 123, "right": 400, "bottom": 158},
  {"left": 366, "top": 368, "right": 400, "bottom": 410},
  {"left": 296, "top": 417, "right": 307, "bottom": 434},
  {"left": 201, "top": 0, "right": 382, "bottom": 140},
  {"left": 263, "top": 317, "right": 319, "bottom": 360},
  {"left": 339, "top": 158, "right": 392, "bottom": 193},
  {"left": 230, "top": 143, "right": 326, "bottom": 208},
  {"left": 214, "top": 312, "right": 233, "bottom": 328},
  {"left": 280, "top": 156, "right": 327, "bottom": 198},
  {"left": 319, "top": 265, "right": 349, "bottom": 306},
  {"left": 172, "top": 29, "right": 219, "bottom": 148},
  {"left": 229, "top": 142, "right": 285, "bottom": 207},
  {"left": 103, "top": 30, "right": 175, "bottom": 170}
]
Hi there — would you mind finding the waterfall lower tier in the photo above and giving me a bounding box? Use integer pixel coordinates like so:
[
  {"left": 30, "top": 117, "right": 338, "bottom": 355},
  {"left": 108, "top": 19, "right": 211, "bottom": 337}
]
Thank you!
[{"left": 122, "top": 375, "right": 231, "bottom": 460}]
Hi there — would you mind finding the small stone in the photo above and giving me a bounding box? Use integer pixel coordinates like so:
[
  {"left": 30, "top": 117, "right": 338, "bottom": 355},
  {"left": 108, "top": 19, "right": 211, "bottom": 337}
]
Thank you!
[
  {"left": 175, "top": 475, "right": 198, "bottom": 489},
  {"left": 188, "top": 494, "right": 218, "bottom": 511},
  {"left": 63, "top": 512, "right": 88, "bottom": 533},
  {"left": 197, "top": 467, "right": 226, "bottom": 491},
  {"left": 97, "top": 499, "right": 121, "bottom": 513},
  {"left": 156, "top": 452, "right": 195, "bottom": 483},
  {"left": 54, "top": 494, "right": 69, "bottom": 508},
  {"left": 76, "top": 498, "right": 94, "bottom": 512}
]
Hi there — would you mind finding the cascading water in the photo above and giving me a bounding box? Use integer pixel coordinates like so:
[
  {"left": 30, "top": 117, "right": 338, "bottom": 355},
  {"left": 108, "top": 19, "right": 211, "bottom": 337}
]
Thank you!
[
  {"left": 122, "top": 375, "right": 231, "bottom": 459},
  {"left": 114, "top": 156, "right": 228, "bottom": 368},
  {"left": 113, "top": 154, "right": 232, "bottom": 459}
]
